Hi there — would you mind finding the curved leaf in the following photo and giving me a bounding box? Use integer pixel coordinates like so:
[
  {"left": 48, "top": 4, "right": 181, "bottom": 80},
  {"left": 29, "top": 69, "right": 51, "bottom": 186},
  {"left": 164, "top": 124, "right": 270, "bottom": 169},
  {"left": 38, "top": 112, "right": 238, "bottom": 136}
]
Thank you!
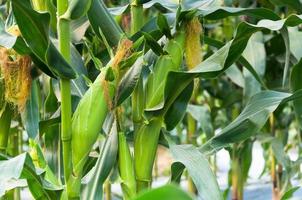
[
  {"left": 169, "top": 143, "right": 222, "bottom": 200},
  {"left": 116, "top": 56, "right": 144, "bottom": 106},
  {"left": 200, "top": 90, "right": 302, "bottom": 154},
  {"left": 290, "top": 59, "right": 302, "bottom": 128},
  {"left": 62, "top": 0, "right": 92, "bottom": 20},
  {"left": 87, "top": 0, "right": 123, "bottom": 46},
  {"left": 146, "top": 14, "right": 302, "bottom": 120},
  {"left": 12, "top": 0, "right": 76, "bottom": 79},
  {"left": 0, "top": 153, "right": 62, "bottom": 199},
  {"left": 22, "top": 80, "right": 39, "bottom": 139},
  {"left": 82, "top": 120, "right": 118, "bottom": 200}
]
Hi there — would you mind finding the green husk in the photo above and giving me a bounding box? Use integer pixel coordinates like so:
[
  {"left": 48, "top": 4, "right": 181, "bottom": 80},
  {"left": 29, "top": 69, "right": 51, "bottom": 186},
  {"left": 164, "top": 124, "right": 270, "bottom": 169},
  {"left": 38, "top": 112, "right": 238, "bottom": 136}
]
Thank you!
[
  {"left": 134, "top": 29, "right": 186, "bottom": 192},
  {"left": 134, "top": 117, "right": 163, "bottom": 192},
  {"left": 69, "top": 39, "right": 132, "bottom": 198},
  {"left": 146, "top": 30, "right": 186, "bottom": 109},
  {"left": 71, "top": 67, "right": 115, "bottom": 177},
  {"left": 118, "top": 132, "right": 136, "bottom": 199}
]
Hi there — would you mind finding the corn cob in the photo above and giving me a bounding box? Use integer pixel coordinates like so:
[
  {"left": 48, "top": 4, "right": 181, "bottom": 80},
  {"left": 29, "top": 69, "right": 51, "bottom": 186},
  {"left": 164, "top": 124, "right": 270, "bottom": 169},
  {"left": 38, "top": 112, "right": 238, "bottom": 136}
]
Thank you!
[
  {"left": 134, "top": 29, "right": 186, "bottom": 192},
  {"left": 69, "top": 39, "right": 132, "bottom": 198},
  {"left": 146, "top": 30, "right": 186, "bottom": 108}
]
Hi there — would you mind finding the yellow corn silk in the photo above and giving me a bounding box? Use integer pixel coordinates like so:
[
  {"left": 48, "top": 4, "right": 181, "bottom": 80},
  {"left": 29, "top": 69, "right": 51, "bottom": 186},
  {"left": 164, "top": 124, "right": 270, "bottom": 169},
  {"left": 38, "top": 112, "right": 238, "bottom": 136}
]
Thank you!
[
  {"left": 0, "top": 48, "right": 32, "bottom": 112},
  {"left": 185, "top": 17, "right": 202, "bottom": 70},
  {"left": 185, "top": 17, "right": 203, "bottom": 98}
]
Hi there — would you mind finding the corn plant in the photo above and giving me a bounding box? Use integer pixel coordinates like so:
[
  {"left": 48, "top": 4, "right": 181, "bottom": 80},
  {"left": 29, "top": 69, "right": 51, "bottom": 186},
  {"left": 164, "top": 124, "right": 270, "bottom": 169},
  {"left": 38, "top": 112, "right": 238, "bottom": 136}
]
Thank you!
[{"left": 2, "top": 0, "right": 302, "bottom": 200}]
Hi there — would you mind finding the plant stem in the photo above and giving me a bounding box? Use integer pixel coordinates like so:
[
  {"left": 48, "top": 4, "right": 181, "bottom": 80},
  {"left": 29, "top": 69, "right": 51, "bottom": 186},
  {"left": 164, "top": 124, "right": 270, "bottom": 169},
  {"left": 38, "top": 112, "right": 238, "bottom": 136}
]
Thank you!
[
  {"left": 57, "top": 0, "right": 73, "bottom": 198},
  {"left": 131, "top": 0, "right": 144, "bottom": 131},
  {"left": 269, "top": 115, "right": 281, "bottom": 200},
  {"left": 0, "top": 104, "right": 12, "bottom": 153},
  {"left": 105, "top": 180, "right": 112, "bottom": 200},
  {"left": 186, "top": 113, "right": 197, "bottom": 194}
]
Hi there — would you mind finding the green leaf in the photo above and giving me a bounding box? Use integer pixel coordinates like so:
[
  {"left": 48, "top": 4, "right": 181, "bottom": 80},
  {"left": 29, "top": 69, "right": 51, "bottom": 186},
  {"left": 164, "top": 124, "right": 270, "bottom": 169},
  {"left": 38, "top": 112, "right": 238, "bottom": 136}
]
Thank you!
[
  {"left": 164, "top": 81, "right": 193, "bottom": 131},
  {"left": 52, "top": 39, "right": 88, "bottom": 97},
  {"left": 134, "top": 185, "right": 193, "bottom": 200},
  {"left": 169, "top": 143, "right": 222, "bottom": 200},
  {"left": 142, "top": 32, "right": 165, "bottom": 56},
  {"left": 62, "top": 0, "right": 92, "bottom": 20},
  {"left": 289, "top": 27, "right": 302, "bottom": 61},
  {"left": 225, "top": 65, "right": 245, "bottom": 88},
  {"left": 271, "top": 138, "right": 291, "bottom": 169},
  {"left": 44, "top": 79, "right": 58, "bottom": 113},
  {"left": 269, "top": 0, "right": 302, "bottom": 13},
  {"left": 170, "top": 162, "right": 184, "bottom": 184},
  {"left": 242, "top": 33, "right": 266, "bottom": 99},
  {"left": 157, "top": 13, "right": 172, "bottom": 39},
  {"left": 146, "top": 14, "right": 302, "bottom": 119},
  {"left": 280, "top": 28, "right": 290, "bottom": 86},
  {"left": 115, "top": 57, "right": 144, "bottom": 106},
  {"left": 87, "top": 0, "right": 123, "bottom": 46},
  {"left": 200, "top": 90, "right": 302, "bottom": 154},
  {"left": 12, "top": 0, "right": 76, "bottom": 79},
  {"left": 71, "top": 17, "right": 90, "bottom": 43},
  {"left": 22, "top": 80, "right": 39, "bottom": 139},
  {"left": 200, "top": 7, "right": 280, "bottom": 20},
  {"left": 0, "top": 20, "right": 17, "bottom": 49},
  {"left": 281, "top": 186, "right": 300, "bottom": 200},
  {"left": 290, "top": 58, "right": 302, "bottom": 128},
  {"left": 187, "top": 104, "right": 214, "bottom": 139},
  {"left": 0, "top": 153, "right": 62, "bottom": 199},
  {"left": 82, "top": 120, "right": 118, "bottom": 200}
]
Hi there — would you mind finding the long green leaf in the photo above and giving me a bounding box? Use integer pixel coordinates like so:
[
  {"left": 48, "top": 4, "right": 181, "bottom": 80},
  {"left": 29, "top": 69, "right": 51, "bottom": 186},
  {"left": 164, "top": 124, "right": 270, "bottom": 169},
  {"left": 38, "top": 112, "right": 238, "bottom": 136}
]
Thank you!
[
  {"left": 290, "top": 58, "right": 302, "bottom": 128},
  {"left": 0, "top": 153, "right": 62, "bottom": 199},
  {"left": 169, "top": 143, "right": 222, "bottom": 200},
  {"left": 81, "top": 120, "right": 118, "bottom": 200},
  {"left": 146, "top": 14, "right": 302, "bottom": 124},
  {"left": 22, "top": 80, "right": 39, "bottom": 139},
  {"left": 12, "top": 0, "right": 76, "bottom": 79},
  {"left": 200, "top": 90, "right": 302, "bottom": 154},
  {"left": 87, "top": 0, "right": 123, "bottom": 46}
]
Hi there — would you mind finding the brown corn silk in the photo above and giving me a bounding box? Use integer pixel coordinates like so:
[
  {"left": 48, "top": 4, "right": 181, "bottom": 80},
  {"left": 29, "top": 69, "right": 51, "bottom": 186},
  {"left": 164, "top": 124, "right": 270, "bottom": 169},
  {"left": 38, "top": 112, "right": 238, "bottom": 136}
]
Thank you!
[
  {"left": 103, "top": 38, "right": 133, "bottom": 110},
  {"left": 0, "top": 48, "right": 31, "bottom": 111}
]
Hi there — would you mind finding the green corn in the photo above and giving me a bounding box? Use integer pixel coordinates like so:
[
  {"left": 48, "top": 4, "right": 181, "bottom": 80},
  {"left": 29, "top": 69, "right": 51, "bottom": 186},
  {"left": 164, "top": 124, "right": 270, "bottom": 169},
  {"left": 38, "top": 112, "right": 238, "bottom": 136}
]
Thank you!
[
  {"left": 134, "top": 29, "right": 186, "bottom": 192},
  {"left": 146, "top": 30, "right": 186, "bottom": 109},
  {"left": 71, "top": 66, "right": 115, "bottom": 178},
  {"left": 134, "top": 117, "right": 163, "bottom": 191},
  {"left": 118, "top": 132, "right": 136, "bottom": 200},
  {"left": 69, "top": 39, "right": 132, "bottom": 198},
  {"left": 68, "top": 66, "right": 115, "bottom": 198}
]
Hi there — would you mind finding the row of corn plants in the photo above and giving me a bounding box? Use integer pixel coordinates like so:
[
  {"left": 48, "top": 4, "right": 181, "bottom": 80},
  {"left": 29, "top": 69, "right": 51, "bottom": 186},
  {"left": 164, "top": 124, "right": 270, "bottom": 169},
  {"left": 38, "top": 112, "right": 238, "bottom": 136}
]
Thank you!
[{"left": 2, "top": 0, "right": 302, "bottom": 200}]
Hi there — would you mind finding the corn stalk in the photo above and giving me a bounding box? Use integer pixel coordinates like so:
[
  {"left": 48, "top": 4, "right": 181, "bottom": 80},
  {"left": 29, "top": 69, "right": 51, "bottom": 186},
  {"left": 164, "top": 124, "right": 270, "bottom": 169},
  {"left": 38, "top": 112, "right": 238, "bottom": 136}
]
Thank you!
[{"left": 57, "top": 0, "right": 73, "bottom": 198}]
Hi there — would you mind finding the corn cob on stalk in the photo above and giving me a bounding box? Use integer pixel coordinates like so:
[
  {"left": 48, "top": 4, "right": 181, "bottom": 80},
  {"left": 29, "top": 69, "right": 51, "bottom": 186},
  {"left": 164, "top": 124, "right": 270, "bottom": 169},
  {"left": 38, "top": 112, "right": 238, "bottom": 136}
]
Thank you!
[
  {"left": 146, "top": 30, "right": 186, "bottom": 109},
  {"left": 134, "top": 28, "right": 186, "bottom": 192},
  {"left": 68, "top": 39, "right": 132, "bottom": 198},
  {"left": 185, "top": 17, "right": 203, "bottom": 194}
]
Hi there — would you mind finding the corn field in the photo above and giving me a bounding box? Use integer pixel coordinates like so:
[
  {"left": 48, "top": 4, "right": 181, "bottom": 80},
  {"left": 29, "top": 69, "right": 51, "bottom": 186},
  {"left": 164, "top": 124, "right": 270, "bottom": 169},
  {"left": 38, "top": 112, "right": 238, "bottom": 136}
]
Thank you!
[{"left": 2, "top": 0, "right": 302, "bottom": 199}]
